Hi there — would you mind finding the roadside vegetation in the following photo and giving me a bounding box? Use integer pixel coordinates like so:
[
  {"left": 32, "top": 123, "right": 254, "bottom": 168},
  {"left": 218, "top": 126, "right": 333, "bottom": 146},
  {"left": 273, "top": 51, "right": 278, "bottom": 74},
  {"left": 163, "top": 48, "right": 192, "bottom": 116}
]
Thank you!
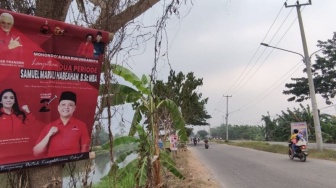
[
  {"left": 93, "top": 148, "right": 219, "bottom": 188},
  {"left": 215, "top": 140, "right": 336, "bottom": 162},
  {"left": 211, "top": 104, "right": 336, "bottom": 144}
]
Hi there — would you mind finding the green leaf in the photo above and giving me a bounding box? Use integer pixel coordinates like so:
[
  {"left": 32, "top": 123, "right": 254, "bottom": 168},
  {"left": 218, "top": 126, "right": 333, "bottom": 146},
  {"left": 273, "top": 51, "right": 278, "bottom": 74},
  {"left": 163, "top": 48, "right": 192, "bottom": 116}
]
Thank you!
[
  {"left": 161, "top": 158, "right": 184, "bottom": 179},
  {"left": 158, "top": 99, "right": 188, "bottom": 141},
  {"left": 115, "top": 158, "right": 138, "bottom": 181},
  {"left": 111, "top": 64, "right": 150, "bottom": 95},
  {"left": 136, "top": 124, "right": 147, "bottom": 141},
  {"left": 141, "top": 74, "right": 150, "bottom": 85},
  {"left": 113, "top": 136, "right": 140, "bottom": 147},
  {"left": 136, "top": 156, "right": 148, "bottom": 186},
  {"left": 114, "top": 150, "right": 134, "bottom": 164},
  {"left": 101, "top": 136, "right": 138, "bottom": 150},
  {"left": 99, "top": 83, "right": 142, "bottom": 107},
  {"left": 159, "top": 150, "right": 175, "bottom": 166},
  {"left": 129, "top": 109, "right": 142, "bottom": 136}
]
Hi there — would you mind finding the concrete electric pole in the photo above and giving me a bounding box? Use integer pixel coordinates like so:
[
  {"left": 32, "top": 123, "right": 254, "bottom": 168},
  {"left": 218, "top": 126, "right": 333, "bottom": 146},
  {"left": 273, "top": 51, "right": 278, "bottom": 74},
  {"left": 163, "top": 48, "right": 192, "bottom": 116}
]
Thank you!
[
  {"left": 285, "top": 0, "right": 323, "bottom": 151},
  {"left": 224, "top": 95, "right": 232, "bottom": 141}
]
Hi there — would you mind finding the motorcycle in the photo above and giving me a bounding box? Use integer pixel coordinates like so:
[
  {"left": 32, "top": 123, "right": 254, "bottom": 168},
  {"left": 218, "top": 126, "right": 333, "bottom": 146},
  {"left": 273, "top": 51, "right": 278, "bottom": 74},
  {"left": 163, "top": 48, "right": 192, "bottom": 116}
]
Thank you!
[
  {"left": 193, "top": 139, "right": 197, "bottom": 145},
  {"left": 204, "top": 139, "right": 209, "bottom": 149},
  {"left": 288, "top": 138, "right": 308, "bottom": 162}
]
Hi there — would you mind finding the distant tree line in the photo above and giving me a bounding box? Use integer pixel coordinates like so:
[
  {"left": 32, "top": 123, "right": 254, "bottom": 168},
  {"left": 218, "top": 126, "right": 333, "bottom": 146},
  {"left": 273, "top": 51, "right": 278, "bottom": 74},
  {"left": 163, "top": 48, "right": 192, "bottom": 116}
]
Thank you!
[
  {"left": 210, "top": 124, "right": 264, "bottom": 141},
  {"left": 210, "top": 104, "right": 336, "bottom": 143}
]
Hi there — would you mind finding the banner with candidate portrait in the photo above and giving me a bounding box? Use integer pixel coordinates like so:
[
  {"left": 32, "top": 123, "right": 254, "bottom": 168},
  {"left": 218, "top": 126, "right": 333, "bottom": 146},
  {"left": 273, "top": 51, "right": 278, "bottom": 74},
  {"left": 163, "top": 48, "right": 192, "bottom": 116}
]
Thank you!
[
  {"left": 0, "top": 9, "right": 107, "bottom": 172},
  {"left": 290, "top": 122, "right": 308, "bottom": 142}
]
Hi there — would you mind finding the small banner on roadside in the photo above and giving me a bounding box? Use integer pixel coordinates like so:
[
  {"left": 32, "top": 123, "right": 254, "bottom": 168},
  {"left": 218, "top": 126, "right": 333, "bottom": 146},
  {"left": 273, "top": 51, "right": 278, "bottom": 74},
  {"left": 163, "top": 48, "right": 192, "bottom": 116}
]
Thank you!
[{"left": 290, "top": 122, "right": 308, "bottom": 142}]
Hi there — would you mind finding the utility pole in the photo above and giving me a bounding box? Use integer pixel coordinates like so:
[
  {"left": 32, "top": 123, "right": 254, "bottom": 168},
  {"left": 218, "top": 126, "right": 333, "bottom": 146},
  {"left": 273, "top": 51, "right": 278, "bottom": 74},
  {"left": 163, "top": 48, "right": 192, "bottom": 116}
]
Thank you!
[
  {"left": 224, "top": 95, "right": 232, "bottom": 141},
  {"left": 285, "top": 0, "right": 323, "bottom": 151}
]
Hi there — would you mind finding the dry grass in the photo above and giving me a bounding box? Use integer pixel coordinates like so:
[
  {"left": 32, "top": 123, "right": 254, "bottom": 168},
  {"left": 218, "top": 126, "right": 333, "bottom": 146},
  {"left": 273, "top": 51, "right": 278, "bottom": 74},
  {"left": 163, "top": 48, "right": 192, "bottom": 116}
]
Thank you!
[{"left": 163, "top": 148, "right": 220, "bottom": 188}]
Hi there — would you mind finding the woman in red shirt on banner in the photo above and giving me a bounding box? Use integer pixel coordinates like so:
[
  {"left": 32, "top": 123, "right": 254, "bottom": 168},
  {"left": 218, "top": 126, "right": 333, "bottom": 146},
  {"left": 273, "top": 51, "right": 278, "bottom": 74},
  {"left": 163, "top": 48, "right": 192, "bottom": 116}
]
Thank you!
[
  {"left": 0, "top": 88, "right": 34, "bottom": 164},
  {"left": 33, "top": 91, "right": 90, "bottom": 158},
  {"left": 77, "top": 33, "right": 94, "bottom": 58}
]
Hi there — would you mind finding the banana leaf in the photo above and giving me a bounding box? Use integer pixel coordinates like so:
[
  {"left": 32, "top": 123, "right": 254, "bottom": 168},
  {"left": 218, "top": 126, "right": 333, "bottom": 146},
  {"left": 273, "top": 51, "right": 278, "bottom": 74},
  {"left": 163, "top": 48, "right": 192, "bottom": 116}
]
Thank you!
[
  {"left": 158, "top": 99, "right": 188, "bottom": 141},
  {"left": 111, "top": 64, "right": 150, "bottom": 95},
  {"left": 160, "top": 159, "right": 184, "bottom": 179},
  {"left": 99, "top": 83, "right": 142, "bottom": 107}
]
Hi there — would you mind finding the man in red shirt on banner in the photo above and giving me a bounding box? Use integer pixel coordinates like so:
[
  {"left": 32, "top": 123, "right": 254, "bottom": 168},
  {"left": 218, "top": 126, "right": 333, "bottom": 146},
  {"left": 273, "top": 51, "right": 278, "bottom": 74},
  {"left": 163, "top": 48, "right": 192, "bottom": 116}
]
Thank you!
[
  {"left": 33, "top": 91, "right": 90, "bottom": 158},
  {"left": 0, "top": 12, "right": 22, "bottom": 57}
]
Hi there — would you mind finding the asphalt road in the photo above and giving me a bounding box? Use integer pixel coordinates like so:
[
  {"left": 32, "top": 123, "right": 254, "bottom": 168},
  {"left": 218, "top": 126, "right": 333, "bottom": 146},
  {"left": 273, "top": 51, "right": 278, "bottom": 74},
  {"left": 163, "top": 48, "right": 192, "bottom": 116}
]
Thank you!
[
  {"left": 188, "top": 142, "right": 336, "bottom": 188},
  {"left": 266, "top": 141, "right": 336, "bottom": 150}
]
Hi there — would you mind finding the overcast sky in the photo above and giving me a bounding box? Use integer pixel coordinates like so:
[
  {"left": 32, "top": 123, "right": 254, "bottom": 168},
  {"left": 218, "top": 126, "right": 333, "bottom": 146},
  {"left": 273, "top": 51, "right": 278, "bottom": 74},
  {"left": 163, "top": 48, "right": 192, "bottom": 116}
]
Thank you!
[{"left": 111, "top": 0, "right": 336, "bottom": 133}]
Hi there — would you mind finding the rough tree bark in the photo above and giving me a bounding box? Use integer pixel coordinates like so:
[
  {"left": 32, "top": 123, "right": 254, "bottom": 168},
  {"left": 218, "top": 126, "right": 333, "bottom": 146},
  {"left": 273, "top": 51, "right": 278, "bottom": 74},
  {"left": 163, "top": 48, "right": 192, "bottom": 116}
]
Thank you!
[{"left": 35, "top": 0, "right": 72, "bottom": 21}]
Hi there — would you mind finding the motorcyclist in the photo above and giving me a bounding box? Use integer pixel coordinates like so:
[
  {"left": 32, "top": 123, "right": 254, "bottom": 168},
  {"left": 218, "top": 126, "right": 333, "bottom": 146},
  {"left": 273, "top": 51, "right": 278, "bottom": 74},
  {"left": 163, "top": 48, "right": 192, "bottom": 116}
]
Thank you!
[
  {"left": 204, "top": 138, "right": 208, "bottom": 144},
  {"left": 289, "top": 129, "right": 301, "bottom": 154},
  {"left": 193, "top": 137, "right": 197, "bottom": 145},
  {"left": 204, "top": 138, "right": 209, "bottom": 148}
]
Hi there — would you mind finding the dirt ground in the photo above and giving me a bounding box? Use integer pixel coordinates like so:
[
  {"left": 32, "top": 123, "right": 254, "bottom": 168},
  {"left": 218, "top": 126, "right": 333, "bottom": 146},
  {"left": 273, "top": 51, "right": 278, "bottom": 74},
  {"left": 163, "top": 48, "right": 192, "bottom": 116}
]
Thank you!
[{"left": 164, "top": 146, "right": 221, "bottom": 188}]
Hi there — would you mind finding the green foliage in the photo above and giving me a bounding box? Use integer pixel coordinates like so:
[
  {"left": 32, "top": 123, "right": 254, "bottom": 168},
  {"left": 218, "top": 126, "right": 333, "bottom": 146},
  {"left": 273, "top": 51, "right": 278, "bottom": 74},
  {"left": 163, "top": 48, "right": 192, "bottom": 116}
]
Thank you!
[
  {"left": 260, "top": 104, "right": 314, "bottom": 141},
  {"left": 100, "top": 64, "right": 187, "bottom": 186},
  {"left": 320, "top": 114, "right": 336, "bottom": 143},
  {"left": 283, "top": 32, "right": 336, "bottom": 105},
  {"left": 111, "top": 64, "right": 150, "bottom": 95},
  {"left": 101, "top": 136, "right": 138, "bottom": 150},
  {"left": 99, "top": 83, "right": 142, "bottom": 106},
  {"left": 196, "top": 130, "right": 209, "bottom": 139},
  {"left": 157, "top": 99, "right": 188, "bottom": 141},
  {"left": 185, "top": 127, "right": 194, "bottom": 137},
  {"left": 105, "top": 127, "right": 184, "bottom": 187},
  {"left": 94, "top": 128, "right": 110, "bottom": 146},
  {"left": 154, "top": 70, "right": 211, "bottom": 126},
  {"left": 159, "top": 151, "right": 184, "bottom": 179},
  {"left": 259, "top": 104, "right": 336, "bottom": 143},
  {"left": 261, "top": 114, "right": 276, "bottom": 141},
  {"left": 94, "top": 163, "right": 137, "bottom": 188},
  {"left": 210, "top": 124, "right": 264, "bottom": 141}
]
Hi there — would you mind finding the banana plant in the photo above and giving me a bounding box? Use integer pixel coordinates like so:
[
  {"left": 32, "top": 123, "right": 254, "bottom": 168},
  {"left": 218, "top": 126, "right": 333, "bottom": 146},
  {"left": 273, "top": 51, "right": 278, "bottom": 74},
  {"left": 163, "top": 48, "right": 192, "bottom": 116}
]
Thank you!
[{"left": 100, "top": 64, "right": 187, "bottom": 187}]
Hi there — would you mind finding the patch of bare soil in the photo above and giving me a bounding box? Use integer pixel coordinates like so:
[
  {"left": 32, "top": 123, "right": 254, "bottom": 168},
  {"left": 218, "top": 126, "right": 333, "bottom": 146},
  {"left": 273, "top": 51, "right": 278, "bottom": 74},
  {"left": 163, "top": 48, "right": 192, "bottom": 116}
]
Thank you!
[{"left": 164, "top": 147, "right": 220, "bottom": 188}]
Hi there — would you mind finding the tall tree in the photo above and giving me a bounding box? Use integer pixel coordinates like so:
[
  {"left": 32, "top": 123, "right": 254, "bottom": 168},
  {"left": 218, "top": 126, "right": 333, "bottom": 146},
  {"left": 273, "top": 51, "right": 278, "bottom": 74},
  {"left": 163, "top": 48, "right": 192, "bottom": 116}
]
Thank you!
[
  {"left": 283, "top": 32, "right": 336, "bottom": 105},
  {"left": 154, "top": 70, "right": 211, "bottom": 126},
  {"left": 261, "top": 112, "right": 277, "bottom": 141},
  {"left": 196, "top": 130, "right": 209, "bottom": 139},
  {"left": 1, "top": 0, "right": 194, "bottom": 187},
  {"left": 261, "top": 104, "right": 319, "bottom": 142}
]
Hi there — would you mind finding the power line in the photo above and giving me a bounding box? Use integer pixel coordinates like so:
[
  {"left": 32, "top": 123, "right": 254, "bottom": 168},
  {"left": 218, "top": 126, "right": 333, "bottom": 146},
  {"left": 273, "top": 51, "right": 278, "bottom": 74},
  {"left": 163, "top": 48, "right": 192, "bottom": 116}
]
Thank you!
[
  {"left": 225, "top": 6, "right": 308, "bottom": 111},
  {"left": 225, "top": 4, "right": 291, "bottom": 95},
  {"left": 229, "top": 7, "right": 296, "bottom": 95},
  {"left": 237, "top": 60, "right": 304, "bottom": 112},
  {"left": 215, "top": 2, "right": 312, "bottom": 125},
  {"left": 216, "top": 3, "right": 290, "bottom": 112}
]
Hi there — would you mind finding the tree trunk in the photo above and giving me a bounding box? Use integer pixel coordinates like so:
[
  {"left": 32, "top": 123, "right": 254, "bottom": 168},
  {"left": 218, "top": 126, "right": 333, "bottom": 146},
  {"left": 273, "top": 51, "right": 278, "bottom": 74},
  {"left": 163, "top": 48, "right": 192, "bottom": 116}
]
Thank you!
[
  {"left": 28, "top": 165, "right": 63, "bottom": 188},
  {"left": 35, "top": 0, "right": 72, "bottom": 21}
]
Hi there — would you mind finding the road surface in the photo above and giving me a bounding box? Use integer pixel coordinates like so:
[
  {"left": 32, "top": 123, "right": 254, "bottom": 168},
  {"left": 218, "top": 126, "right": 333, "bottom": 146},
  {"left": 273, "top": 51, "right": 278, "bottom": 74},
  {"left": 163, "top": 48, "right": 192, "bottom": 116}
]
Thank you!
[
  {"left": 188, "top": 142, "right": 336, "bottom": 188},
  {"left": 266, "top": 141, "right": 336, "bottom": 150}
]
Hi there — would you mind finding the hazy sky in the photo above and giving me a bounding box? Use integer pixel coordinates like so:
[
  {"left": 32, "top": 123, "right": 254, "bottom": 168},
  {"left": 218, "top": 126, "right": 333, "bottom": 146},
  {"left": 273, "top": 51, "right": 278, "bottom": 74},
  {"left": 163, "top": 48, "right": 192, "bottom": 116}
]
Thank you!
[{"left": 111, "top": 0, "right": 336, "bottom": 133}]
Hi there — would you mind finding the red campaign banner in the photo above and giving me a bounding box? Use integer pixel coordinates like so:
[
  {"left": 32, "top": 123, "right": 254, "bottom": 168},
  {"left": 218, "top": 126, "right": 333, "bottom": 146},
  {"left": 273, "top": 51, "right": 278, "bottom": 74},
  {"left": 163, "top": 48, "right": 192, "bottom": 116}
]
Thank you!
[{"left": 0, "top": 9, "right": 107, "bottom": 171}]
